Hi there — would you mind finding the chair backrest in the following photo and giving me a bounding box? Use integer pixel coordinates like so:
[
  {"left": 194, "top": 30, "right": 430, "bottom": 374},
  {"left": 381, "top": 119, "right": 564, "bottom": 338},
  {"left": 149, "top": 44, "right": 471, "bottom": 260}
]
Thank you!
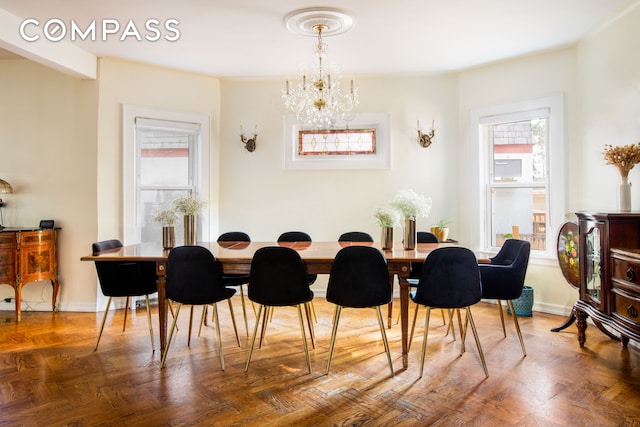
[
  {"left": 277, "top": 231, "right": 312, "bottom": 242},
  {"left": 248, "top": 246, "right": 313, "bottom": 306},
  {"left": 327, "top": 246, "right": 391, "bottom": 308},
  {"left": 217, "top": 231, "right": 251, "bottom": 242},
  {"left": 92, "top": 239, "right": 157, "bottom": 297},
  {"left": 413, "top": 247, "right": 481, "bottom": 309},
  {"left": 92, "top": 239, "right": 123, "bottom": 254},
  {"left": 166, "top": 246, "right": 230, "bottom": 305},
  {"left": 490, "top": 239, "right": 530, "bottom": 266},
  {"left": 480, "top": 239, "right": 530, "bottom": 300},
  {"left": 338, "top": 231, "right": 374, "bottom": 242},
  {"left": 417, "top": 231, "right": 439, "bottom": 243}
]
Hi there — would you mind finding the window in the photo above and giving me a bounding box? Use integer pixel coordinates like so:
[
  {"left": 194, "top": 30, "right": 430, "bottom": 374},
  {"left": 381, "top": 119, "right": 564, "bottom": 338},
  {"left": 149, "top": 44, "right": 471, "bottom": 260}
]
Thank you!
[
  {"left": 284, "top": 113, "right": 390, "bottom": 169},
  {"left": 123, "top": 106, "right": 210, "bottom": 245},
  {"left": 472, "top": 95, "right": 564, "bottom": 257}
]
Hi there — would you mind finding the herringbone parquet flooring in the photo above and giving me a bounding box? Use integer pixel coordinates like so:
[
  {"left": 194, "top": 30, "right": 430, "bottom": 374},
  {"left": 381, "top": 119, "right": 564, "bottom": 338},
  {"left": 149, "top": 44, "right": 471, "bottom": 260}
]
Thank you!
[{"left": 1, "top": 298, "right": 639, "bottom": 426}]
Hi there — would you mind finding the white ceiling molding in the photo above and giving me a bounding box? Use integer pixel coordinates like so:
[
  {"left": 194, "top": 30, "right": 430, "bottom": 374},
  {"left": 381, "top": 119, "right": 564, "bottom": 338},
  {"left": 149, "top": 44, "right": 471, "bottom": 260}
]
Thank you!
[{"left": 0, "top": 8, "right": 96, "bottom": 79}]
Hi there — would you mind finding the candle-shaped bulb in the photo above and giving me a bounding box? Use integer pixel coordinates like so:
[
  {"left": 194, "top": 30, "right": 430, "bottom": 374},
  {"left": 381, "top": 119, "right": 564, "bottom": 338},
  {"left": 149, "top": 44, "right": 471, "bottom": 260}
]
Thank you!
[{"left": 240, "top": 122, "right": 243, "bottom": 134}]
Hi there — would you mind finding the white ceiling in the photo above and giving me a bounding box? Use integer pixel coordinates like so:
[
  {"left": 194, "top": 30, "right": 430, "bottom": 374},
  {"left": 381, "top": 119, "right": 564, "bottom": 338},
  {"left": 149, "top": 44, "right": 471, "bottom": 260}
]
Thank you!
[{"left": 0, "top": 0, "right": 638, "bottom": 78}]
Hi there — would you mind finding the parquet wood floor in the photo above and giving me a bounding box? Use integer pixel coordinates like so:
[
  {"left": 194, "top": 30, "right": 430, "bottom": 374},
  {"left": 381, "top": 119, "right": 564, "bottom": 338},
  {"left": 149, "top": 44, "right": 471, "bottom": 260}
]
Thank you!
[{"left": 1, "top": 298, "right": 639, "bottom": 426}]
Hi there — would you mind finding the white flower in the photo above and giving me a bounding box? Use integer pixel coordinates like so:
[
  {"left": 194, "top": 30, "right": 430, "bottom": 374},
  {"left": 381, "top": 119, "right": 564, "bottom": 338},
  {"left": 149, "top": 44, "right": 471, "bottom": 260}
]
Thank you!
[
  {"left": 389, "top": 189, "right": 432, "bottom": 219},
  {"left": 373, "top": 206, "right": 401, "bottom": 228},
  {"left": 152, "top": 208, "right": 178, "bottom": 226},
  {"left": 173, "top": 195, "right": 207, "bottom": 216}
]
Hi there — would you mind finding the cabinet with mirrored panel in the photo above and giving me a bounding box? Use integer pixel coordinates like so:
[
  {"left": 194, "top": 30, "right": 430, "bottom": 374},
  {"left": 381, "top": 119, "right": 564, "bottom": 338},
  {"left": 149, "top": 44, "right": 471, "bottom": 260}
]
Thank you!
[{"left": 575, "top": 212, "right": 640, "bottom": 347}]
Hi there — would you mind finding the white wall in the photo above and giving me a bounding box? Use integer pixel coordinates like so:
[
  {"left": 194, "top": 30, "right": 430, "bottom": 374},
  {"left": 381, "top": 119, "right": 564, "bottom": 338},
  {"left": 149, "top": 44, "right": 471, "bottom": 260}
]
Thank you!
[
  {"left": 0, "top": 59, "right": 98, "bottom": 311},
  {"left": 219, "top": 74, "right": 459, "bottom": 243},
  {"left": 577, "top": 3, "right": 640, "bottom": 210}
]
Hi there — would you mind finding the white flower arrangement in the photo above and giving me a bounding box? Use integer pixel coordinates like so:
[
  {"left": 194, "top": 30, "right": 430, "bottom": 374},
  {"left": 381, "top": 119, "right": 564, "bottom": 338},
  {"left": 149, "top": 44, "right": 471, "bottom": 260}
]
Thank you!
[
  {"left": 389, "top": 189, "right": 432, "bottom": 219},
  {"left": 152, "top": 208, "right": 178, "bottom": 227},
  {"left": 173, "top": 194, "right": 207, "bottom": 216},
  {"left": 373, "top": 206, "right": 401, "bottom": 228}
]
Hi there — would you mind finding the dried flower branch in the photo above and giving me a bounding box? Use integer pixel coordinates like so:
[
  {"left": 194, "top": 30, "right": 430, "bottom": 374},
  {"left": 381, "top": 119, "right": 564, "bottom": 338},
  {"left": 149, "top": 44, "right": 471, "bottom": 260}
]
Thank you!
[{"left": 603, "top": 143, "right": 640, "bottom": 179}]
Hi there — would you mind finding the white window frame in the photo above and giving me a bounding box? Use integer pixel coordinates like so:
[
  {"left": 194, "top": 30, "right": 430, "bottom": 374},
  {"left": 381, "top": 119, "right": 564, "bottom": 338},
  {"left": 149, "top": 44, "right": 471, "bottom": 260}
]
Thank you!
[
  {"left": 470, "top": 94, "right": 564, "bottom": 259},
  {"left": 122, "top": 105, "right": 210, "bottom": 245}
]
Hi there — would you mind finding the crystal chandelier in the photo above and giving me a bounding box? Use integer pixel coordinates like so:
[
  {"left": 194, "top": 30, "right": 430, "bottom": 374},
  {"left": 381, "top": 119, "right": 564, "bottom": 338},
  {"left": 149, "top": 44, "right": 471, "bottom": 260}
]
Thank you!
[{"left": 282, "top": 17, "right": 358, "bottom": 130}]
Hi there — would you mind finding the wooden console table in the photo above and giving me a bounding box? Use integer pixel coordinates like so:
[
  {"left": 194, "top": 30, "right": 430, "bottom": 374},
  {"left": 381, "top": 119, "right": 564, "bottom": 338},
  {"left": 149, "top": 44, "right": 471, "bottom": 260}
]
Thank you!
[
  {"left": 572, "top": 212, "right": 640, "bottom": 347},
  {"left": 0, "top": 228, "right": 59, "bottom": 321}
]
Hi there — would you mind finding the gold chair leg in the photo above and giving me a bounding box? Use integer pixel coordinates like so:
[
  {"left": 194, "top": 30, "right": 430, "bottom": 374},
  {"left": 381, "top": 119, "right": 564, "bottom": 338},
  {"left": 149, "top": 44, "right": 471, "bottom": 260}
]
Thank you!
[
  {"left": 227, "top": 298, "right": 241, "bottom": 347},
  {"left": 168, "top": 301, "right": 178, "bottom": 331},
  {"left": 160, "top": 302, "right": 182, "bottom": 369},
  {"left": 466, "top": 306, "right": 489, "bottom": 378},
  {"left": 213, "top": 303, "right": 225, "bottom": 370},
  {"left": 325, "top": 305, "right": 342, "bottom": 375},
  {"left": 258, "top": 306, "right": 269, "bottom": 348},
  {"left": 123, "top": 296, "right": 130, "bottom": 332},
  {"left": 198, "top": 305, "right": 207, "bottom": 337},
  {"left": 376, "top": 306, "right": 394, "bottom": 377},
  {"left": 507, "top": 300, "right": 527, "bottom": 356},
  {"left": 187, "top": 306, "right": 195, "bottom": 347},
  {"left": 456, "top": 308, "right": 465, "bottom": 354},
  {"left": 245, "top": 304, "right": 264, "bottom": 372},
  {"left": 497, "top": 299, "right": 506, "bottom": 337},
  {"left": 309, "top": 301, "right": 318, "bottom": 323},
  {"left": 296, "top": 304, "right": 312, "bottom": 374},
  {"left": 239, "top": 285, "right": 250, "bottom": 337},
  {"left": 418, "top": 307, "right": 432, "bottom": 379},
  {"left": 440, "top": 309, "right": 446, "bottom": 325},
  {"left": 304, "top": 302, "right": 315, "bottom": 349},
  {"left": 94, "top": 296, "right": 112, "bottom": 351},
  {"left": 145, "top": 295, "right": 154, "bottom": 352},
  {"left": 408, "top": 302, "right": 420, "bottom": 352},
  {"left": 445, "top": 308, "right": 457, "bottom": 341}
]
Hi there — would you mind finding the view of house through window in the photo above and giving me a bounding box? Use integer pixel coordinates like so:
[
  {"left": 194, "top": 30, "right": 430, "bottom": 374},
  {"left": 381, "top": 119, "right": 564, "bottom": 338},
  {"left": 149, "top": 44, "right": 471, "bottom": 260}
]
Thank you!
[
  {"left": 484, "top": 116, "right": 549, "bottom": 252},
  {"left": 135, "top": 118, "right": 200, "bottom": 244}
]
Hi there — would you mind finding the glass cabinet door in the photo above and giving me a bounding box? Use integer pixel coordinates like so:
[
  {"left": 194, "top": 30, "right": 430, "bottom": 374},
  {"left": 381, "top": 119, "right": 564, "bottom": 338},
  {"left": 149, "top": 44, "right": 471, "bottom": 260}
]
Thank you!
[{"left": 583, "top": 224, "right": 603, "bottom": 306}]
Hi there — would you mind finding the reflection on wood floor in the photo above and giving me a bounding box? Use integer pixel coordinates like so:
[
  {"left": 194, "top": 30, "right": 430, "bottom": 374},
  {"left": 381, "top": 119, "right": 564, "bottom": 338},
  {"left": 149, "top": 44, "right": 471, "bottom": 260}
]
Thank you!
[{"left": 1, "top": 298, "right": 639, "bottom": 426}]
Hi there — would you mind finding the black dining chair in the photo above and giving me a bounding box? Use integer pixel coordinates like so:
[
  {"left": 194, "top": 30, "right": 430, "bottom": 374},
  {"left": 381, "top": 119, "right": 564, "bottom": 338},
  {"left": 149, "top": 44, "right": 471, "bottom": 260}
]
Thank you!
[
  {"left": 92, "top": 239, "right": 158, "bottom": 351},
  {"left": 338, "top": 231, "right": 374, "bottom": 243},
  {"left": 325, "top": 246, "right": 394, "bottom": 376},
  {"left": 216, "top": 231, "right": 253, "bottom": 336},
  {"left": 277, "top": 231, "right": 318, "bottom": 323},
  {"left": 410, "top": 247, "right": 489, "bottom": 379},
  {"left": 400, "top": 231, "right": 448, "bottom": 328},
  {"left": 478, "top": 239, "right": 531, "bottom": 356},
  {"left": 160, "top": 246, "right": 239, "bottom": 370},
  {"left": 245, "top": 246, "right": 315, "bottom": 374}
]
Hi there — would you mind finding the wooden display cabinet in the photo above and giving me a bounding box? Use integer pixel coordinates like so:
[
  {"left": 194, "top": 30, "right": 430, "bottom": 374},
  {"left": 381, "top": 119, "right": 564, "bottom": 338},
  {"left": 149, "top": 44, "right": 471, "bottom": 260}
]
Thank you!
[
  {"left": 0, "top": 228, "right": 59, "bottom": 321},
  {"left": 574, "top": 212, "right": 640, "bottom": 347}
]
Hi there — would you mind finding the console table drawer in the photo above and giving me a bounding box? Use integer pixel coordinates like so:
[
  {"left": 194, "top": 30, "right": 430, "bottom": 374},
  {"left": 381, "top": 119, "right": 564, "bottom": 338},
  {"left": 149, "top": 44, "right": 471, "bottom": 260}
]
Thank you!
[
  {"left": 612, "top": 290, "right": 640, "bottom": 325},
  {"left": 611, "top": 252, "right": 640, "bottom": 287}
]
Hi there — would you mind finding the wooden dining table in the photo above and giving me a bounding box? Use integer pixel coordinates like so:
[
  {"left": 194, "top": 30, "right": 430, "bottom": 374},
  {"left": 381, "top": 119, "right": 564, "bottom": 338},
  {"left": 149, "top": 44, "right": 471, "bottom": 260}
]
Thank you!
[{"left": 81, "top": 240, "right": 450, "bottom": 368}]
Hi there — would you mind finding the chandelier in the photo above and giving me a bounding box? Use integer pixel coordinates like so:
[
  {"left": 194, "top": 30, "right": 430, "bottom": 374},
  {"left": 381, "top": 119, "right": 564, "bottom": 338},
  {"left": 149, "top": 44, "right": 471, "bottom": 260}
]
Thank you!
[{"left": 282, "top": 9, "right": 359, "bottom": 130}]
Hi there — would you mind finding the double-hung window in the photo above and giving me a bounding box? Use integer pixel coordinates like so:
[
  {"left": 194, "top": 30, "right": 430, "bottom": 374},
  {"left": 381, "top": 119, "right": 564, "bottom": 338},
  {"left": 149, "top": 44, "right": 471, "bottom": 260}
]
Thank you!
[
  {"left": 123, "top": 106, "right": 210, "bottom": 245},
  {"left": 473, "top": 95, "right": 564, "bottom": 257}
]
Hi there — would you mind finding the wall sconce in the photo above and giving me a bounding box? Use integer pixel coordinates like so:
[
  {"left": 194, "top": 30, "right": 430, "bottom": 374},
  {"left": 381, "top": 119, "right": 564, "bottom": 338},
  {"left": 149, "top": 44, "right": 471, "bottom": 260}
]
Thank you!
[
  {"left": 240, "top": 123, "right": 258, "bottom": 152},
  {"left": 417, "top": 119, "right": 435, "bottom": 148}
]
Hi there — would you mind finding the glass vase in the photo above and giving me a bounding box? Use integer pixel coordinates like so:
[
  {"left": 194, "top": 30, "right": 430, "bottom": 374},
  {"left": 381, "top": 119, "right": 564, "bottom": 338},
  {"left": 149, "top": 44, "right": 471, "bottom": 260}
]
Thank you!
[
  {"left": 184, "top": 215, "right": 197, "bottom": 245},
  {"left": 162, "top": 226, "right": 175, "bottom": 249},
  {"left": 403, "top": 216, "right": 416, "bottom": 250},
  {"left": 620, "top": 177, "right": 631, "bottom": 212},
  {"left": 381, "top": 227, "right": 394, "bottom": 250}
]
